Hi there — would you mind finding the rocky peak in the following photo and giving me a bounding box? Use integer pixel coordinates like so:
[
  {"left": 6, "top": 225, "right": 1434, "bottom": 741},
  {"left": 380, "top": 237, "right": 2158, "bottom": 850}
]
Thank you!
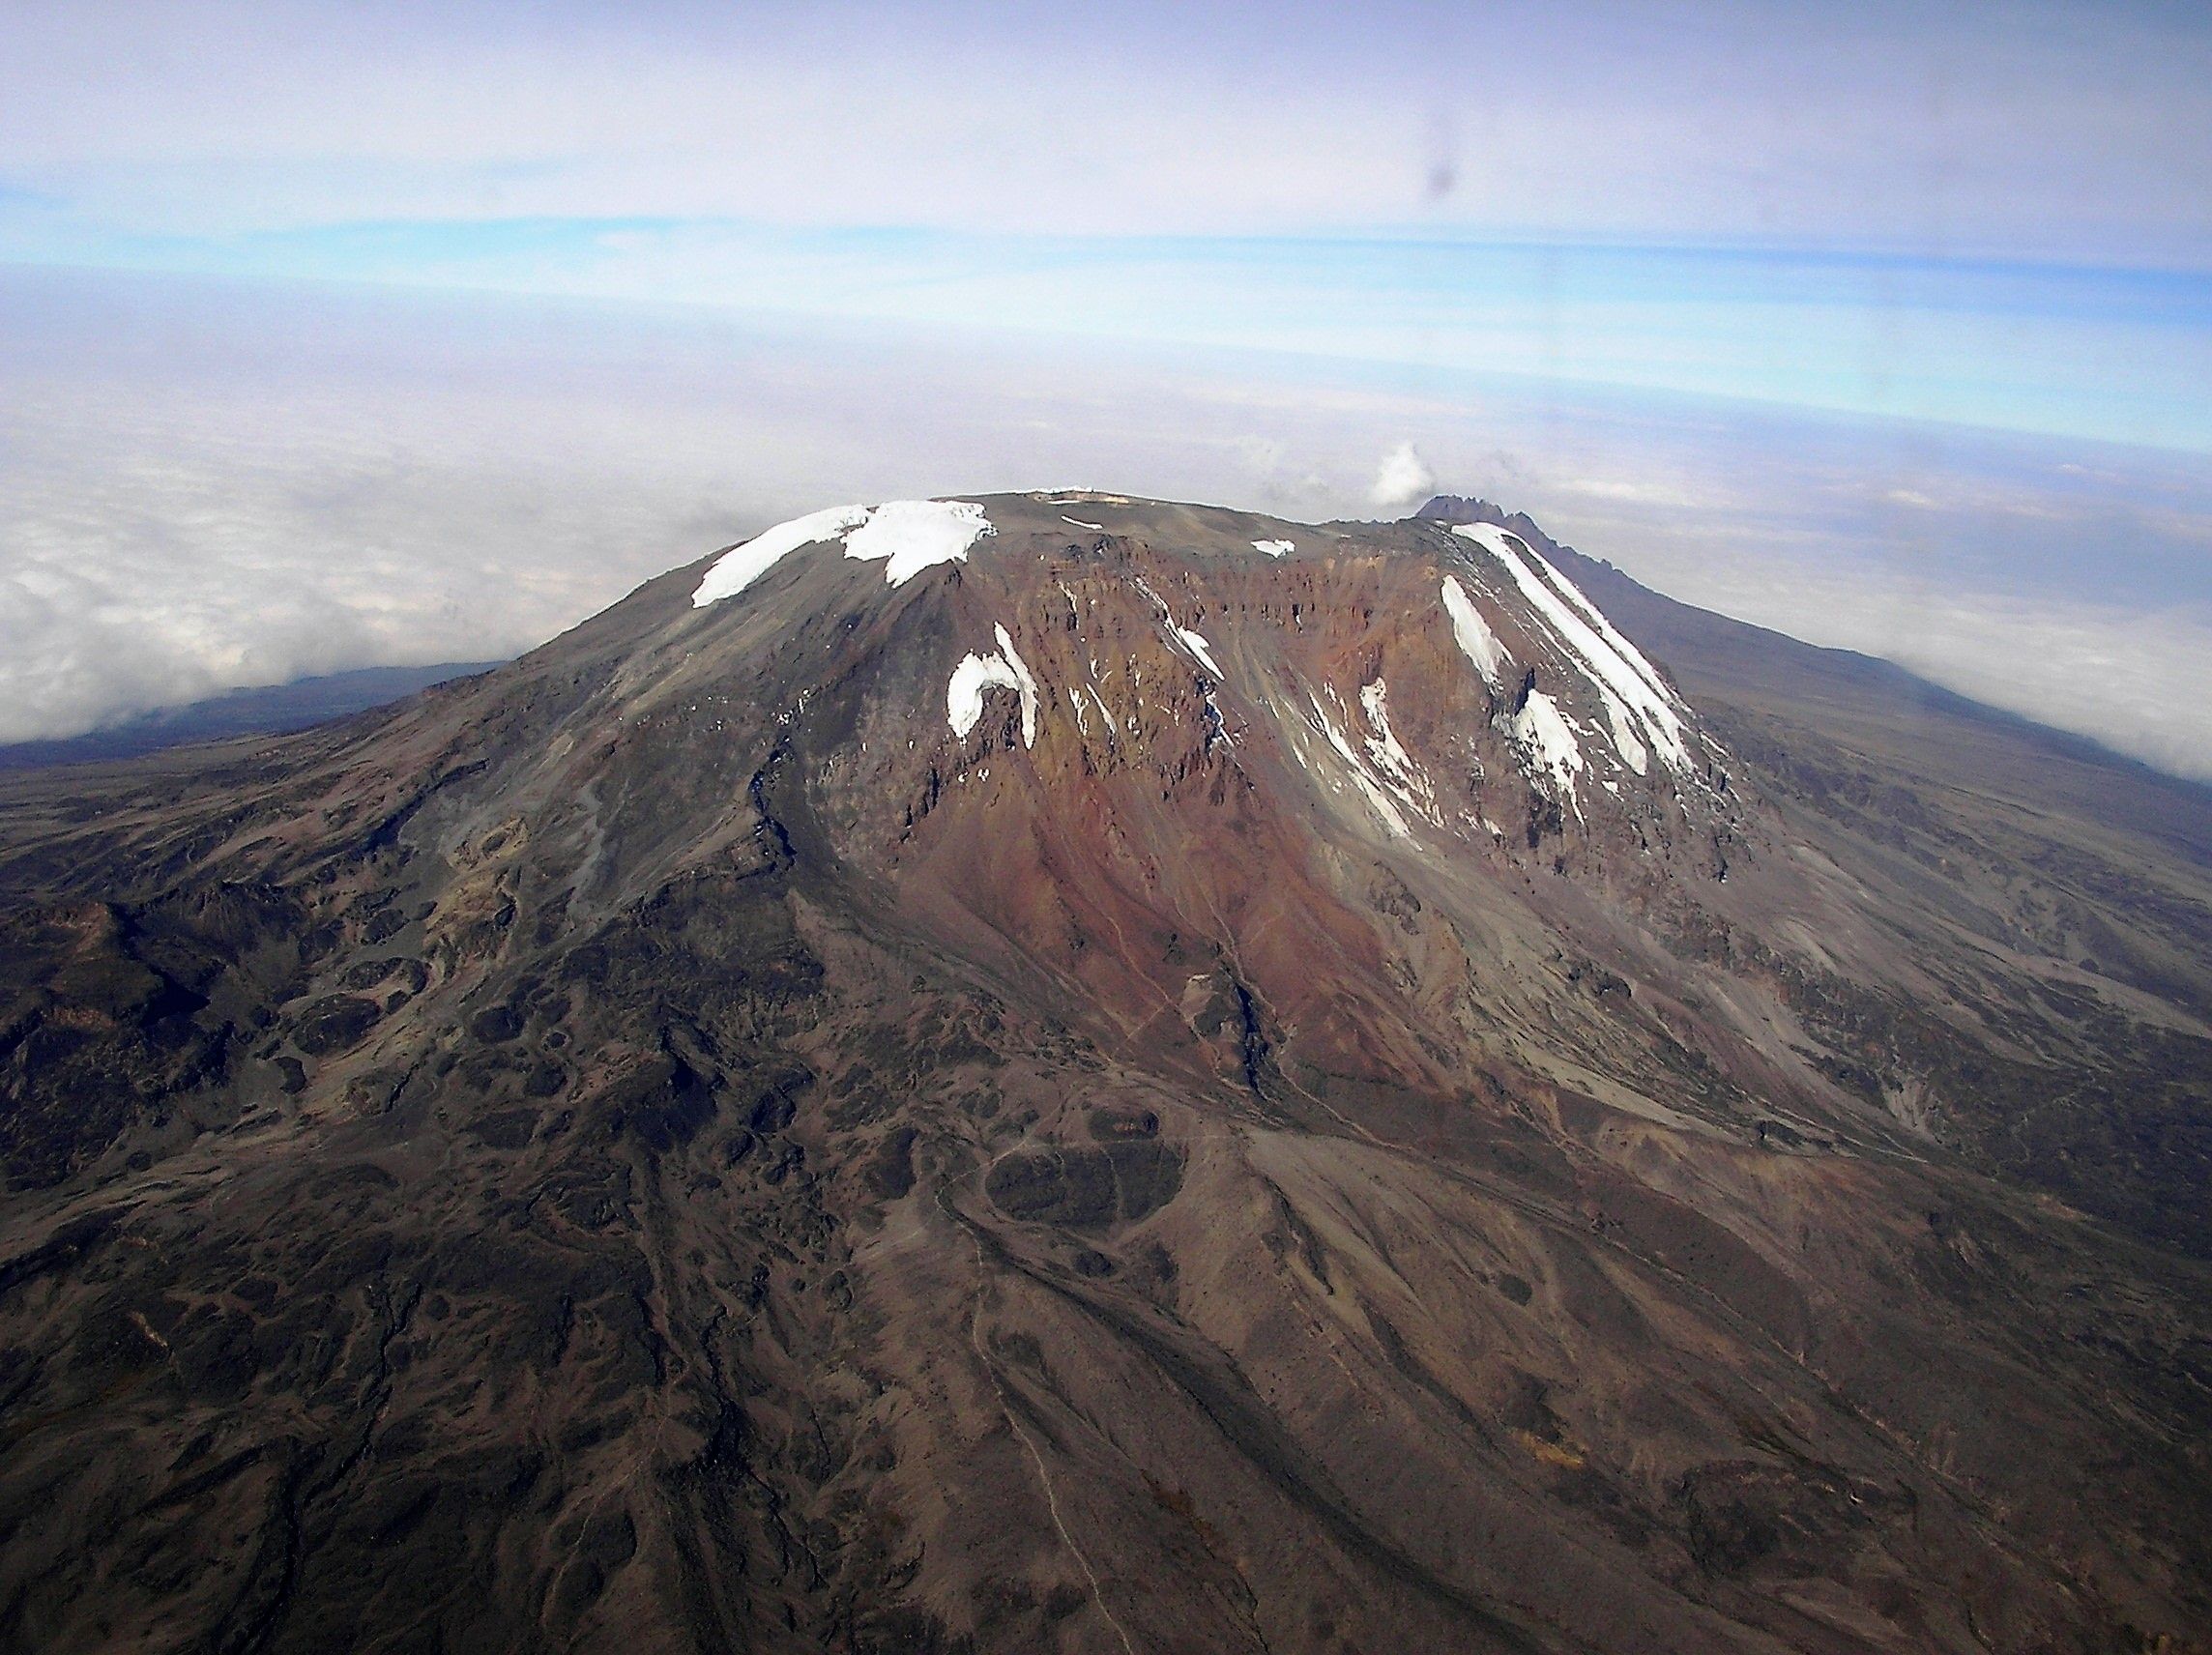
[{"left": 669, "top": 491, "right": 1737, "bottom": 864}]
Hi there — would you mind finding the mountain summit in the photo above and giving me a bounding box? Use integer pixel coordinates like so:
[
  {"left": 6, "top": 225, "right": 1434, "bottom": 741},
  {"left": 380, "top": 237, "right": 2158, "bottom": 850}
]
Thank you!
[{"left": 2, "top": 492, "right": 2208, "bottom": 1653}]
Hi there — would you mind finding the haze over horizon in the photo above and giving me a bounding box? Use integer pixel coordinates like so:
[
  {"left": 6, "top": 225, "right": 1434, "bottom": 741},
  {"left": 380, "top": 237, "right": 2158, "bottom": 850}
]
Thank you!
[{"left": 4, "top": 0, "right": 2210, "bottom": 775}]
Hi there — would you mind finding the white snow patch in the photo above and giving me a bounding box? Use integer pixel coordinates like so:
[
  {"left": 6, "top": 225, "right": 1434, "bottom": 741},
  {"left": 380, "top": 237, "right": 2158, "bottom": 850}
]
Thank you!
[
  {"left": 946, "top": 622, "right": 1041, "bottom": 748},
  {"left": 1202, "top": 686, "right": 1235, "bottom": 747},
  {"left": 1358, "top": 679, "right": 1436, "bottom": 819},
  {"left": 993, "top": 624, "right": 1041, "bottom": 748},
  {"left": 1130, "top": 573, "right": 1228, "bottom": 681},
  {"left": 1454, "top": 523, "right": 1689, "bottom": 772},
  {"left": 1590, "top": 682, "right": 1649, "bottom": 774},
  {"left": 846, "top": 500, "right": 996, "bottom": 586},
  {"left": 1308, "top": 693, "right": 1412, "bottom": 838},
  {"left": 691, "top": 504, "right": 870, "bottom": 605},
  {"left": 1175, "top": 627, "right": 1224, "bottom": 678},
  {"left": 1252, "top": 538, "right": 1295, "bottom": 559},
  {"left": 1509, "top": 688, "right": 1585, "bottom": 817},
  {"left": 1062, "top": 514, "right": 1106, "bottom": 532},
  {"left": 947, "top": 654, "right": 1018, "bottom": 740},
  {"left": 1539, "top": 552, "right": 1683, "bottom": 711},
  {"left": 1440, "top": 575, "right": 1509, "bottom": 687},
  {"left": 693, "top": 498, "right": 996, "bottom": 604}
]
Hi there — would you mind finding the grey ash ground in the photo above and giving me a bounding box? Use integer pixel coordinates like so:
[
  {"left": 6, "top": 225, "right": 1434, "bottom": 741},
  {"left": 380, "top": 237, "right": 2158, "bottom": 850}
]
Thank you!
[{"left": 1, "top": 491, "right": 2208, "bottom": 1653}]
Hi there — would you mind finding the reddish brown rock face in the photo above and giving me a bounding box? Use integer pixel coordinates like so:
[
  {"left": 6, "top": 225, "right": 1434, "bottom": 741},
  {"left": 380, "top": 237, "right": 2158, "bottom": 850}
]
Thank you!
[
  {"left": 668, "top": 496, "right": 1749, "bottom": 1107},
  {"left": 0, "top": 492, "right": 2208, "bottom": 1655}
]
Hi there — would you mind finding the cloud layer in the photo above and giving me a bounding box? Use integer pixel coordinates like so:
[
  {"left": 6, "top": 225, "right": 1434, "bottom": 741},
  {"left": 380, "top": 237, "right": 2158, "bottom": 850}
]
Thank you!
[
  {"left": 1371, "top": 442, "right": 1436, "bottom": 508},
  {"left": 7, "top": 269, "right": 2212, "bottom": 783}
]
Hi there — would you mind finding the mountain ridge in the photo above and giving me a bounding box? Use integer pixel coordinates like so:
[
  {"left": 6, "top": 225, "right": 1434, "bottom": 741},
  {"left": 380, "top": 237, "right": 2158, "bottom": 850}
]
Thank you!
[
  {"left": 0, "top": 490, "right": 2207, "bottom": 1653},
  {"left": 0, "top": 661, "right": 506, "bottom": 773},
  {"left": 1417, "top": 490, "right": 2212, "bottom": 815}
]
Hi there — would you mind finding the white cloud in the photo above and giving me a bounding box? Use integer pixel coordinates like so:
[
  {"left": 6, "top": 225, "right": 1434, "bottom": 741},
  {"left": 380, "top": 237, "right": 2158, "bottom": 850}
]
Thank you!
[
  {"left": 1370, "top": 442, "right": 1436, "bottom": 510},
  {"left": 1557, "top": 473, "right": 1718, "bottom": 510},
  {"left": 0, "top": 273, "right": 1427, "bottom": 741},
  {"left": 9, "top": 269, "right": 2212, "bottom": 786},
  {"left": 0, "top": 386, "right": 690, "bottom": 743},
  {"left": 1643, "top": 555, "right": 2212, "bottom": 785}
]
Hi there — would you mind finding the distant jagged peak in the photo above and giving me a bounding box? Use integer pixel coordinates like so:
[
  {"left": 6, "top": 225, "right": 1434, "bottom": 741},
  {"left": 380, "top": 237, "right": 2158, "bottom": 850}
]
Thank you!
[
  {"left": 1447, "top": 520, "right": 1703, "bottom": 784},
  {"left": 1413, "top": 493, "right": 1514, "bottom": 527},
  {"left": 1414, "top": 493, "right": 1570, "bottom": 557}
]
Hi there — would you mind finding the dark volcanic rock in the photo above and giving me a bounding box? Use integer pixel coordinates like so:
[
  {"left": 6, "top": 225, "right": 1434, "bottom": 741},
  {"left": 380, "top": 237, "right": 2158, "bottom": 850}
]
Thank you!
[
  {"left": 1, "top": 490, "right": 2210, "bottom": 1655},
  {"left": 292, "top": 992, "right": 383, "bottom": 1055}
]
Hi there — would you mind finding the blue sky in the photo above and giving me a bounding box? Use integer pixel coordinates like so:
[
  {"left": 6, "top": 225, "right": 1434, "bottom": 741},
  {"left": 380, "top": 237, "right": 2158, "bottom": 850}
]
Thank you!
[{"left": 3, "top": 0, "right": 2212, "bottom": 772}]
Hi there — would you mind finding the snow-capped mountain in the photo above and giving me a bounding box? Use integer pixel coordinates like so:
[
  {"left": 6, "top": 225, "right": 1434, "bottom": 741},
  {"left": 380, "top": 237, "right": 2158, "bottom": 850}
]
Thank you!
[{"left": 2, "top": 492, "right": 2208, "bottom": 1654}]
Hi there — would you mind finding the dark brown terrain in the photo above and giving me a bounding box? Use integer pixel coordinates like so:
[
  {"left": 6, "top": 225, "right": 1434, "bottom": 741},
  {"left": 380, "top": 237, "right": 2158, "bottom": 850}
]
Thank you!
[{"left": 0, "top": 491, "right": 2207, "bottom": 1654}]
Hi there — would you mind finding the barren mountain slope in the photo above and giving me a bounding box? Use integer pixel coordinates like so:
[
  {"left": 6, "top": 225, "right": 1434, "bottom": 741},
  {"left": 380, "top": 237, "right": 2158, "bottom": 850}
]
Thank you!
[
  {"left": 0, "top": 492, "right": 2206, "bottom": 1655},
  {"left": 1427, "top": 495, "right": 2212, "bottom": 1255}
]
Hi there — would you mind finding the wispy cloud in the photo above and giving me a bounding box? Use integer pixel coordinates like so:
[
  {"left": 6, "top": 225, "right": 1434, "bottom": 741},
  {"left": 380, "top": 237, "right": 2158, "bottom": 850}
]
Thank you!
[{"left": 1370, "top": 442, "right": 1435, "bottom": 508}]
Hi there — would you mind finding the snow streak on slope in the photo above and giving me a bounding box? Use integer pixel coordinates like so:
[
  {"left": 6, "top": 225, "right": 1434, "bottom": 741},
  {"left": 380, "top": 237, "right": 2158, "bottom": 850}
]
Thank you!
[
  {"left": 1441, "top": 575, "right": 1509, "bottom": 687},
  {"left": 692, "top": 505, "right": 872, "bottom": 605},
  {"left": 1454, "top": 523, "right": 1690, "bottom": 773},
  {"left": 1128, "top": 573, "right": 1228, "bottom": 682},
  {"left": 1358, "top": 678, "right": 1437, "bottom": 824},
  {"left": 1175, "top": 626, "right": 1224, "bottom": 678},
  {"left": 992, "top": 623, "right": 1041, "bottom": 748},
  {"left": 1295, "top": 689, "right": 1413, "bottom": 840},
  {"left": 694, "top": 500, "right": 995, "bottom": 605},
  {"left": 1511, "top": 689, "right": 1586, "bottom": 816}
]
